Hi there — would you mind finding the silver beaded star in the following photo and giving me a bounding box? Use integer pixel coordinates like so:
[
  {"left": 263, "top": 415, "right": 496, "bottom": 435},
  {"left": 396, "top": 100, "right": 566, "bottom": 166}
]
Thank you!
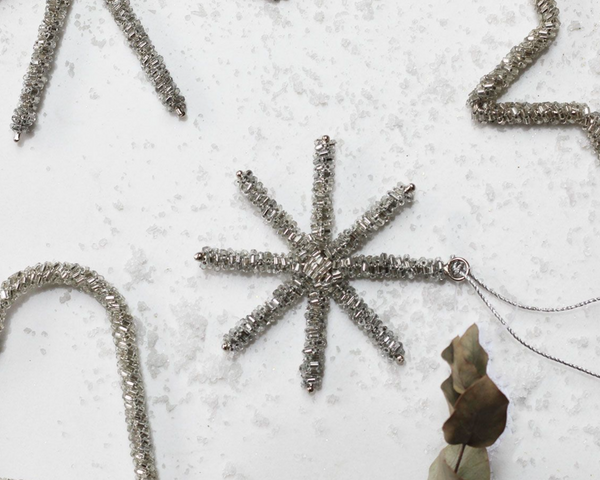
[
  {"left": 195, "top": 136, "right": 446, "bottom": 392},
  {"left": 469, "top": 0, "right": 600, "bottom": 158}
]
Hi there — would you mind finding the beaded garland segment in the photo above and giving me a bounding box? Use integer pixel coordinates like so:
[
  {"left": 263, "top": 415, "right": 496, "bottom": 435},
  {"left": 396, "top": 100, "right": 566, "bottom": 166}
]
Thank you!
[{"left": 196, "top": 136, "right": 446, "bottom": 393}]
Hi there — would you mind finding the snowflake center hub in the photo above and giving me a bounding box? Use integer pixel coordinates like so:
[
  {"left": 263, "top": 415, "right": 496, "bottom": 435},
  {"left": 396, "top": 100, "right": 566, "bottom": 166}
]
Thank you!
[{"left": 303, "top": 247, "right": 341, "bottom": 288}]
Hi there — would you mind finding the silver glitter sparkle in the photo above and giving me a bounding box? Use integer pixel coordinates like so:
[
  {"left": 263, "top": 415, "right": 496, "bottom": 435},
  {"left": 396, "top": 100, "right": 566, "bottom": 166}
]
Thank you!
[
  {"left": 468, "top": 0, "right": 600, "bottom": 158},
  {"left": 0, "top": 262, "right": 158, "bottom": 480},
  {"left": 11, "top": 0, "right": 186, "bottom": 142},
  {"left": 195, "top": 136, "right": 445, "bottom": 392}
]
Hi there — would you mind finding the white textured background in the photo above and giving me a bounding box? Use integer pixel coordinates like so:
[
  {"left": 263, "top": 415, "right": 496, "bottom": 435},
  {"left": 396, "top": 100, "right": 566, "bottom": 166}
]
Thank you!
[{"left": 0, "top": 0, "right": 599, "bottom": 478}]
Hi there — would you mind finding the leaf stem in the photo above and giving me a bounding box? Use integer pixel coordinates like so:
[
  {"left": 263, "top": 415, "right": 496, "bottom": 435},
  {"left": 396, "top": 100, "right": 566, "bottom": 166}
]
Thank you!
[{"left": 454, "top": 444, "right": 466, "bottom": 474}]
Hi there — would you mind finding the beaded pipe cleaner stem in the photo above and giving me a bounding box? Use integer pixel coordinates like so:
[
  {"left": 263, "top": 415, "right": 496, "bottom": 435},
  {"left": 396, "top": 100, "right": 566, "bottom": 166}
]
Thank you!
[
  {"left": 0, "top": 262, "right": 159, "bottom": 480},
  {"left": 195, "top": 136, "right": 600, "bottom": 393},
  {"left": 469, "top": 0, "right": 600, "bottom": 158},
  {"left": 10, "top": 0, "right": 186, "bottom": 143}
]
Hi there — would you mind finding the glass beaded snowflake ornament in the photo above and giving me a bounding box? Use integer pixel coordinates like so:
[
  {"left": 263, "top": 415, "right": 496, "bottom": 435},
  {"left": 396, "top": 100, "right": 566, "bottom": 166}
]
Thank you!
[
  {"left": 196, "top": 136, "right": 600, "bottom": 392},
  {"left": 469, "top": 0, "right": 600, "bottom": 158},
  {"left": 10, "top": 0, "right": 186, "bottom": 143},
  {"left": 196, "top": 136, "right": 447, "bottom": 393},
  {"left": 0, "top": 262, "right": 159, "bottom": 480}
]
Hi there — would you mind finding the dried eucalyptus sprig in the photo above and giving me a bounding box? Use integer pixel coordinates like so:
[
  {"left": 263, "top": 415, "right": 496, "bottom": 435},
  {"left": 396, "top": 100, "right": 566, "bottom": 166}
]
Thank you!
[{"left": 428, "top": 324, "right": 509, "bottom": 480}]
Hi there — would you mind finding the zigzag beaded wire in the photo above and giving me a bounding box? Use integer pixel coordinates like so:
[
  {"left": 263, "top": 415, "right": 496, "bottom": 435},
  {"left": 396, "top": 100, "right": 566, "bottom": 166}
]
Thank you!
[
  {"left": 468, "top": 0, "right": 600, "bottom": 158},
  {"left": 11, "top": 0, "right": 185, "bottom": 142},
  {"left": 0, "top": 262, "right": 158, "bottom": 480}
]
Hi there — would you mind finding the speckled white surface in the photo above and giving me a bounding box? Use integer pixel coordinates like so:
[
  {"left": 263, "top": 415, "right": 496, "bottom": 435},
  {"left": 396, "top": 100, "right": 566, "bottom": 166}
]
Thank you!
[{"left": 0, "top": 0, "right": 599, "bottom": 479}]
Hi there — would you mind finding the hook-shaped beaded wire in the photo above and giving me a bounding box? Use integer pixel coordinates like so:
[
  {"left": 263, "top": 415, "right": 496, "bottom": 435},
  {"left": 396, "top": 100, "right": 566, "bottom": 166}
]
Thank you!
[{"left": 0, "top": 262, "right": 159, "bottom": 480}]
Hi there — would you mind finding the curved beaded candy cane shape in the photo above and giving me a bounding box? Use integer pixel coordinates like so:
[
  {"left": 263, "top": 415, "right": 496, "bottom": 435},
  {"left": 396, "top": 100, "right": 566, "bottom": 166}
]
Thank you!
[
  {"left": 11, "top": 0, "right": 186, "bottom": 143},
  {"left": 0, "top": 262, "right": 159, "bottom": 480},
  {"left": 195, "top": 136, "right": 446, "bottom": 393},
  {"left": 468, "top": 0, "right": 600, "bottom": 158}
]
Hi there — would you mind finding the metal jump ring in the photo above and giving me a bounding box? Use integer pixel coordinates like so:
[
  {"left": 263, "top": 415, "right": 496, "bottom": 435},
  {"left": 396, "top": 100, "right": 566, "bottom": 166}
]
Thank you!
[{"left": 444, "top": 257, "right": 471, "bottom": 282}]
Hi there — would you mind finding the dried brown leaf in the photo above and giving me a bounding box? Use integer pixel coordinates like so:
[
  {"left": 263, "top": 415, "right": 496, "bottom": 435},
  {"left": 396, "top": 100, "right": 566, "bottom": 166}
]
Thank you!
[
  {"left": 441, "top": 445, "right": 490, "bottom": 480},
  {"left": 428, "top": 445, "right": 490, "bottom": 480},
  {"left": 442, "top": 375, "right": 509, "bottom": 448},
  {"left": 441, "top": 375, "right": 461, "bottom": 412},
  {"left": 441, "top": 337, "right": 458, "bottom": 366},
  {"left": 428, "top": 450, "right": 463, "bottom": 480},
  {"left": 451, "top": 325, "right": 489, "bottom": 394},
  {"left": 457, "top": 324, "right": 489, "bottom": 376}
]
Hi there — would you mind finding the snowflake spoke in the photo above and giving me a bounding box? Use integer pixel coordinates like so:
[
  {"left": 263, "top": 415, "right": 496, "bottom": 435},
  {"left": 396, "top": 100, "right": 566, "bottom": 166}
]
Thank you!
[
  {"left": 330, "top": 183, "right": 416, "bottom": 257},
  {"left": 300, "top": 289, "right": 329, "bottom": 393},
  {"left": 236, "top": 169, "right": 308, "bottom": 251},
  {"left": 331, "top": 282, "right": 405, "bottom": 364},
  {"left": 338, "top": 254, "right": 445, "bottom": 281},
  {"left": 195, "top": 247, "right": 298, "bottom": 275},
  {"left": 311, "top": 136, "right": 336, "bottom": 245},
  {"left": 222, "top": 276, "right": 308, "bottom": 352}
]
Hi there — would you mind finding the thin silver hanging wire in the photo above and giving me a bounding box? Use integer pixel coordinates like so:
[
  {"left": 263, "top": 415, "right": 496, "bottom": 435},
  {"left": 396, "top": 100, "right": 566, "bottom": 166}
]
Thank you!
[{"left": 445, "top": 257, "right": 600, "bottom": 380}]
